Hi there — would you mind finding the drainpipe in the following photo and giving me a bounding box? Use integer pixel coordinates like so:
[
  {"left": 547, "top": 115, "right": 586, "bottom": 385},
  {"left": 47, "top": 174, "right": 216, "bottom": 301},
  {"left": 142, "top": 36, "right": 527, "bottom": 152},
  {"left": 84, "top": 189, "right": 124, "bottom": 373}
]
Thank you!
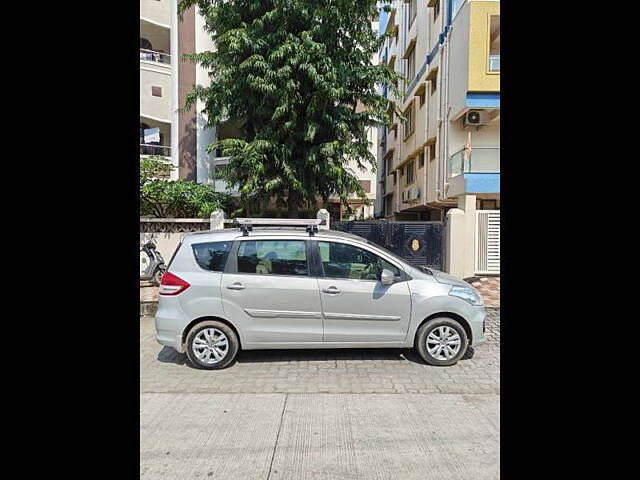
[
  {"left": 170, "top": 0, "right": 179, "bottom": 180},
  {"left": 438, "top": 24, "right": 453, "bottom": 204}
]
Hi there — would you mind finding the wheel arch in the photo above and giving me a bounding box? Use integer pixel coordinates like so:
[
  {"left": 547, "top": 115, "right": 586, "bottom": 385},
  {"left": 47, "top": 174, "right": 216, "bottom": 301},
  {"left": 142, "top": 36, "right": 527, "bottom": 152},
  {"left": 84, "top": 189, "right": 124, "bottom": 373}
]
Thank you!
[
  {"left": 182, "top": 316, "right": 243, "bottom": 350},
  {"left": 414, "top": 312, "right": 473, "bottom": 347}
]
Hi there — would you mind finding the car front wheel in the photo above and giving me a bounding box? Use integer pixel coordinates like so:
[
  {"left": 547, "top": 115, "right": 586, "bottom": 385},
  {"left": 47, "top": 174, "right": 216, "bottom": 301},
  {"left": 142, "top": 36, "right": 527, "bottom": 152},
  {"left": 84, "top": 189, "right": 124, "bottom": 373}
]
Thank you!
[
  {"left": 185, "top": 320, "right": 239, "bottom": 370},
  {"left": 415, "top": 317, "right": 468, "bottom": 366}
]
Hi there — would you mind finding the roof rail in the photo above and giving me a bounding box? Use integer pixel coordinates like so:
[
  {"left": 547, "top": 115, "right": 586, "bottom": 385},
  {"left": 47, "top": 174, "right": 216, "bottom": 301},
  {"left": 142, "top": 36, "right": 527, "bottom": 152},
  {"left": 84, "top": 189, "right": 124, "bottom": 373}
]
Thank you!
[{"left": 232, "top": 218, "right": 326, "bottom": 236}]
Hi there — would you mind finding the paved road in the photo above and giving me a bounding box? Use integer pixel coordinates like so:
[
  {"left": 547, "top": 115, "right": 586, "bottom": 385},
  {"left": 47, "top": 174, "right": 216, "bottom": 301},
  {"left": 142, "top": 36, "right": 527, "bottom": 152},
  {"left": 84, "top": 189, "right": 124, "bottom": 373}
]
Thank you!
[{"left": 141, "top": 309, "right": 500, "bottom": 479}]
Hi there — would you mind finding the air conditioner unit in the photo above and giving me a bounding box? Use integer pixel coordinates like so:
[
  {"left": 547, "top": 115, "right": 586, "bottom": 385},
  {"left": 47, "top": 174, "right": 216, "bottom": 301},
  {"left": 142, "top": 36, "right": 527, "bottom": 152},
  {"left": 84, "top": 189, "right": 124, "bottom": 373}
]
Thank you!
[
  {"left": 409, "top": 187, "right": 420, "bottom": 200},
  {"left": 463, "top": 110, "right": 489, "bottom": 128}
]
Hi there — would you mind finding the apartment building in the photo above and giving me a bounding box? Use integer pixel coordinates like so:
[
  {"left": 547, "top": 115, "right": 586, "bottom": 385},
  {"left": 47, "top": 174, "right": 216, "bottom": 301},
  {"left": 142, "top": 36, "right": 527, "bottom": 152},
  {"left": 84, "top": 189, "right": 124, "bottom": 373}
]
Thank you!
[
  {"left": 376, "top": 0, "right": 499, "bottom": 276},
  {"left": 141, "top": 0, "right": 204, "bottom": 182},
  {"left": 141, "top": 0, "right": 378, "bottom": 219}
]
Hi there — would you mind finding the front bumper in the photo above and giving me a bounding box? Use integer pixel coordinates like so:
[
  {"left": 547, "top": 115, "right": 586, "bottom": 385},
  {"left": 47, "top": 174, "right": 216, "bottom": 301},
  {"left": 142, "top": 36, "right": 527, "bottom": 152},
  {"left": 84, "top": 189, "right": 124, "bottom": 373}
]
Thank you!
[{"left": 469, "top": 306, "right": 487, "bottom": 347}]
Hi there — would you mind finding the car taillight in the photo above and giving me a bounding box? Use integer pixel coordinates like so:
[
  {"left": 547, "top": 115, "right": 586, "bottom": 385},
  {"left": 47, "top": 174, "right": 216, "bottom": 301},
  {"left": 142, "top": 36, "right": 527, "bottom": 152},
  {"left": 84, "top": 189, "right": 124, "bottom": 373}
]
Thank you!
[{"left": 159, "top": 271, "right": 190, "bottom": 296}]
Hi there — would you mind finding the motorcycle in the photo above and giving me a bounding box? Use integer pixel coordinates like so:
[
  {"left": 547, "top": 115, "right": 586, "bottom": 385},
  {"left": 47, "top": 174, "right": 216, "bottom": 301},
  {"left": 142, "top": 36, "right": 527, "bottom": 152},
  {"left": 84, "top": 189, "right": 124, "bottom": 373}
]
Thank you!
[{"left": 140, "top": 241, "right": 167, "bottom": 284}]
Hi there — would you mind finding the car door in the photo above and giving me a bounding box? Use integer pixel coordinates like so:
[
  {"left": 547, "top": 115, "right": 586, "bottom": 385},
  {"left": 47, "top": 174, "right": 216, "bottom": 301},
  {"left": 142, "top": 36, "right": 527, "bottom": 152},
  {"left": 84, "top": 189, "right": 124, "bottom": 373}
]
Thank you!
[
  {"left": 315, "top": 240, "right": 412, "bottom": 343},
  {"left": 221, "top": 237, "right": 324, "bottom": 345}
]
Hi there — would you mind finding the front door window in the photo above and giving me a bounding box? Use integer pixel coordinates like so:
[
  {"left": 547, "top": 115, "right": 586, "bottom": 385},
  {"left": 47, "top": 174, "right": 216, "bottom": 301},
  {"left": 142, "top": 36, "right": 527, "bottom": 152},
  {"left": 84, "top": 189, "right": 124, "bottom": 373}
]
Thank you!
[{"left": 318, "top": 241, "right": 400, "bottom": 280}]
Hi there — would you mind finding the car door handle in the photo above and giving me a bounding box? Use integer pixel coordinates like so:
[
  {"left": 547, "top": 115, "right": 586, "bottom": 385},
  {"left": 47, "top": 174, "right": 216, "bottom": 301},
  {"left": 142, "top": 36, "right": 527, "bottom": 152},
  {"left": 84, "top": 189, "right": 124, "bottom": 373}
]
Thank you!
[
  {"left": 226, "top": 283, "right": 246, "bottom": 290},
  {"left": 322, "top": 286, "right": 341, "bottom": 294}
]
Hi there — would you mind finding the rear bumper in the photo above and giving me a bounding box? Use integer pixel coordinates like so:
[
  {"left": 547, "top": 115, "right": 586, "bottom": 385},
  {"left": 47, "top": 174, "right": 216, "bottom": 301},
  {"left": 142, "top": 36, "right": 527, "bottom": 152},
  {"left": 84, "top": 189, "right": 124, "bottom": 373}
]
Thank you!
[
  {"left": 155, "top": 297, "right": 188, "bottom": 353},
  {"left": 155, "top": 330, "right": 185, "bottom": 353}
]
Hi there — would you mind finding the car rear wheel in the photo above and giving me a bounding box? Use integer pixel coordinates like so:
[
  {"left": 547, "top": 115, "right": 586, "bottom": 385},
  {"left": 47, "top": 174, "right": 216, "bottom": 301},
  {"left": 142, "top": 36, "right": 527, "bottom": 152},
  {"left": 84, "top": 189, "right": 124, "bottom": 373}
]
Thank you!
[
  {"left": 185, "top": 320, "right": 239, "bottom": 370},
  {"left": 415, "top": 317, "right": 468, "bottom": 366}
]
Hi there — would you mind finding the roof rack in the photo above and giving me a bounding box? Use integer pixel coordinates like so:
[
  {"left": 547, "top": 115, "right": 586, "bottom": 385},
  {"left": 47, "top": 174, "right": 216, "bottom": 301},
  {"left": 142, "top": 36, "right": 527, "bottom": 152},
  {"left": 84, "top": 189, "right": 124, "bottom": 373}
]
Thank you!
[{"left": 232, "top": 218, "right": 326, "bottom": 236}]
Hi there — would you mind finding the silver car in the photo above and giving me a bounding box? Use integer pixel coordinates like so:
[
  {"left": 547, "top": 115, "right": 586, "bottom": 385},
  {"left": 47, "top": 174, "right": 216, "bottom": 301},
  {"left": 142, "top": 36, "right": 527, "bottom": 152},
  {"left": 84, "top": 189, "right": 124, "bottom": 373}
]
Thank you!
[{"left": 155, "top": 219, "right": 486, "bottom": 369}]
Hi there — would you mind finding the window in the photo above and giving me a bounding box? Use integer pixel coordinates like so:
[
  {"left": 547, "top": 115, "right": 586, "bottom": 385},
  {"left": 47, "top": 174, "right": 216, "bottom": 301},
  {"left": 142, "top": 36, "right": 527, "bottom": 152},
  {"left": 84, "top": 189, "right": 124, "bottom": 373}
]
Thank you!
[
  {"left": 407, "top": 49, "right": 416, "bottom": 83},
  {"left": 359, "top": 180, "right": 371, "bottom": 193},
  {"left": 318, "top": 242, "right": 400, "bottom": 280},
  {"left": 406, "top": 160, "right": 415, "bottom": 185},
  {"left": 488, "top": 16, "right": 500, "bottom": 72},
  {"left": 192, "top": 241, "right": 232, "bottom": 272},
  {"left": 433, "top": 0, "right": 440, "bottom": 21},
  {"left": 419, "top": 90, "right": 426, "bottom": 106},
  {"left": 430, "top": 75, "right": 437, "bottom": 95},
  {"left": 151, "top": 86, "right": 162, "bottom": 97},
  {"left": 409, "top": 0, "right": 417, "bottom": 27},
  {"left": 399, "top": 165, "right": 404, "bottom": 177},
  {"left": 403, "top": 102, "right": 414, "bottom": 139},
  {"left": 419, "top": 152, "right": 425, "bottom": 168},
  {"left": 237, "top": 240, "right": 308, "bottom": 276},
  {"left": 429, "top": 143, "right": 436, "bottom": 161}
]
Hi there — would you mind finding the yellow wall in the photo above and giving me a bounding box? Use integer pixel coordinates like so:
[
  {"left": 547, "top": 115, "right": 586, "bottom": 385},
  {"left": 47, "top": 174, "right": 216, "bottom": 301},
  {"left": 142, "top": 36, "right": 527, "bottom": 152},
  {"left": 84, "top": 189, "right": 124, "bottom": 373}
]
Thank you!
[{"left": 468, "top": 1, "right": 500, "bottom": 92}]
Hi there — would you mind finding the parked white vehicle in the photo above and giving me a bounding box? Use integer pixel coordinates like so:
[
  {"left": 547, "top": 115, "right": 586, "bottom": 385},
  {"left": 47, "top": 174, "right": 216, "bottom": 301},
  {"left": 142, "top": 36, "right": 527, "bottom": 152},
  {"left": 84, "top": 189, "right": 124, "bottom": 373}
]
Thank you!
[{"left": 155, "top": 219, "right": 486, "bottom": 369}]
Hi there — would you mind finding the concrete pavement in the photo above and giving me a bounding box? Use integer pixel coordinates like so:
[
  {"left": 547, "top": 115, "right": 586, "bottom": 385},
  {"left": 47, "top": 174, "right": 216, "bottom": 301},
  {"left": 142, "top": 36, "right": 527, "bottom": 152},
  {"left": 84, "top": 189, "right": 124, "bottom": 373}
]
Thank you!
[{"left": 141, "top": 393, "right": 499, "bottom": 479}]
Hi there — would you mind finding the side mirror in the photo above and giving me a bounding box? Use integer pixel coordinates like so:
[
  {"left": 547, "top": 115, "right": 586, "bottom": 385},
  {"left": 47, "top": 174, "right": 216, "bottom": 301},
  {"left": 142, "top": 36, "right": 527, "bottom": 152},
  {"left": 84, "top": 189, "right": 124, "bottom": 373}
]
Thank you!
[{"left": 380, "top": 269, "right": 395, "bottom": 285}]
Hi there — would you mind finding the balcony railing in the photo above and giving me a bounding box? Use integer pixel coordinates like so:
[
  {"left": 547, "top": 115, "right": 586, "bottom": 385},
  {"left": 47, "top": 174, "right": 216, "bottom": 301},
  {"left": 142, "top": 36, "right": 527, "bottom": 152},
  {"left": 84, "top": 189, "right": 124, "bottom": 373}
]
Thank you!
[
  {"left": 140, "top": 49, "right": 171, "bottom": 65},
  {"left": 488, "top": 55, "right": 500, "bottom": 72},
  {"left": 140, "top": 144, "right": 171, "bottom": 157},
  {"left": 448, "top": 147, "right": 500, "bottom": 178}
]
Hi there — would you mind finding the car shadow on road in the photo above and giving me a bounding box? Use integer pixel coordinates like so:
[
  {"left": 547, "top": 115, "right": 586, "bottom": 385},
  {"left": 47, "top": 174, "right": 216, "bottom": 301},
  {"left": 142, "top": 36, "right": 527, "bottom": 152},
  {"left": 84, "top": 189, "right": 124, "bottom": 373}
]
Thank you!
[
  {"left": 235, "top": 346, "right": 476, "bottom": 365},
  {"left": 156, "top": 345, "right": 475, "bottom": 368},
  {"left": 157, "top": 346, "right": 187, "bottom": 365}
]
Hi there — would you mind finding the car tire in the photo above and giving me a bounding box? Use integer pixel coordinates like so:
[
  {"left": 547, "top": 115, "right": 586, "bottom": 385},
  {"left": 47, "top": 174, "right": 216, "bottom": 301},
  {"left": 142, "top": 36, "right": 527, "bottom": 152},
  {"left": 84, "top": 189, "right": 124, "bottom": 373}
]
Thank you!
[
  {"left": 185, "top": 320, "right": 239, "bottom": 370},
  {"left": 415, "top": 317, "right": 469, "bottom": 366}
]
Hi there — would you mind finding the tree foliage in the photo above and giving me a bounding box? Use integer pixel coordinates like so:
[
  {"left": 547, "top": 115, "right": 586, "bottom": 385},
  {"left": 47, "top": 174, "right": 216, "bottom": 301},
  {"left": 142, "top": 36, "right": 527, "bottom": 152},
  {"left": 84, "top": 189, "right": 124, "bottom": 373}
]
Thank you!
[
  {"left": 179, "top": 0, "right": 399, "bottom": 215},
  {"left": 140, "top": 156, "right": 233, "bottom": 218}
]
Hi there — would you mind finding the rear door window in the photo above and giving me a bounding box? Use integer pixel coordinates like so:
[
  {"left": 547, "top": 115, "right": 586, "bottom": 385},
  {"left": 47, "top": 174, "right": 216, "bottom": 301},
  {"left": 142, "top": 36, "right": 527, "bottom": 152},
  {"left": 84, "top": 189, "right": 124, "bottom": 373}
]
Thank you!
[
  {"left": 237, "top": 240, "right": 309, "bottom": 276},
  {"left": 192, "top": 241, "right": 233, "bottom": 272}
]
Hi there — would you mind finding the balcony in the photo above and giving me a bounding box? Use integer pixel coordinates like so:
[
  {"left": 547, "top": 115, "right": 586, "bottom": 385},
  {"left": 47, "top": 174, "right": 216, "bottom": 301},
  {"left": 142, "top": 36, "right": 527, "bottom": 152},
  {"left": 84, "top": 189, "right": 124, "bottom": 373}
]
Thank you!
[
  {"left": 140, "top": 144, "right": 171, "bottom": 158},
  {"left": 140, "top": 49, "right": 171, "bottom": 65},
  {"left": 447, "top": 147, "right": 499, "bottom": 197},
  {"left": 140, "top": 59, "right": 172, "bottom": 122},
  {"left": 448, "top": 147, "right": 500, "bottom": 178},
  {"left": 488, "top": 55, "right": 500, "bottom": 72}
]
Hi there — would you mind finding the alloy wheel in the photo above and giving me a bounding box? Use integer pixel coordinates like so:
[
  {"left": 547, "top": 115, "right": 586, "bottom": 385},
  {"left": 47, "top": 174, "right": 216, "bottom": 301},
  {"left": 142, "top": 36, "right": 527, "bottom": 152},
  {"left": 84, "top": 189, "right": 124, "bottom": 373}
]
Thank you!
[
  {"left": 192, "top": 328, "right": 229, "bottom": 365},
  {"left": 426, "top": 325, "right": 462, "bottom": 361}
]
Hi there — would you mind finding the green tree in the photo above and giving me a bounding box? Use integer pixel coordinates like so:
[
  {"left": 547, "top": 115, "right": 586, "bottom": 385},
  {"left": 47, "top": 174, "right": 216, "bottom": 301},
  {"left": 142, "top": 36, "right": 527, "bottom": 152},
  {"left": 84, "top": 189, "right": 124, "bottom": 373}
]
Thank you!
[
  {"left": 179, "top": 0, "right": 399, "bottom": 216},
  {"left": 140, "top": 156, "right": 233, "bottom": 218}
]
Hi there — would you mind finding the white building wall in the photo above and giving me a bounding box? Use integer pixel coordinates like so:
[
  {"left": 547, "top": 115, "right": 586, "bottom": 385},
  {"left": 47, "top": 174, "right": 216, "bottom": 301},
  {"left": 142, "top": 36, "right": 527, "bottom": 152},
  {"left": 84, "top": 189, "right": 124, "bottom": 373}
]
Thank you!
[{"left": 195, "top": 11, "right": 216, "bottom": 185}]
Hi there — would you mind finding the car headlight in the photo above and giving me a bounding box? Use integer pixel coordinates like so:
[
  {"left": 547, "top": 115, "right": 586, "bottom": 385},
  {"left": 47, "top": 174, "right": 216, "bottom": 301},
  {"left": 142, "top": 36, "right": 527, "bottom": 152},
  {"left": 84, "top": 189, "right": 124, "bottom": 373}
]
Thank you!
[{"left": 448, "top": 286, "right": 483, "bottom": 306}]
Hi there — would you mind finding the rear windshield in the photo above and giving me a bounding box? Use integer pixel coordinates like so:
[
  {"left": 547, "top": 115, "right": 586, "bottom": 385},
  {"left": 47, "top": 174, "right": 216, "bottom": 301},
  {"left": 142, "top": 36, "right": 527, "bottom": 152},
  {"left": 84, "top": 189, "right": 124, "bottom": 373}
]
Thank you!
[{"left": 192, "top": 241, "right": 233, "bottom": 272}]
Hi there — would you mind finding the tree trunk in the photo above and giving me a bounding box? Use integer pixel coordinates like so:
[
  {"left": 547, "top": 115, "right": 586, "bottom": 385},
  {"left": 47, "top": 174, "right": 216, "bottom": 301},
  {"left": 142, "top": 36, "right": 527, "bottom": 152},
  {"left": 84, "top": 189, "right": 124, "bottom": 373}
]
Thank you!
[{"left": 287, "top": 191, "right": 300, "bottom": 218}]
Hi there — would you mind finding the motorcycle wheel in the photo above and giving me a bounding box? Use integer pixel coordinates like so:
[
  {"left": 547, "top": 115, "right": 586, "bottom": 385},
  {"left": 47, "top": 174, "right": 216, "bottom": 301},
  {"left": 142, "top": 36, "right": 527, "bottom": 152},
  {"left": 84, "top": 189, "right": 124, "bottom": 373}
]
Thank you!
[{"left": 153, "top": 268, "right": 165, "bottom": 285}]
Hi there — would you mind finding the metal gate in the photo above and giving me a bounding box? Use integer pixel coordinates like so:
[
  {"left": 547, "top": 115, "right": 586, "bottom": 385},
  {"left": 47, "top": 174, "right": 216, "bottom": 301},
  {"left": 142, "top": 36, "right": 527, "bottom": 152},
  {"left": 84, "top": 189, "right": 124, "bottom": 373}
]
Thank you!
[
  {"left": 331, "top": 221, "right": 444, "bottom": 270},
  {"left": 475, "top": 210, "right": 500, "bottom": 274}
]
